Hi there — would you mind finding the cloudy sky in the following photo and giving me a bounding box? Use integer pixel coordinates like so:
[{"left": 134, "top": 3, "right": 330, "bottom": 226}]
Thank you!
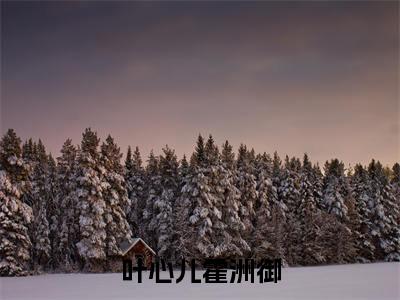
[{"left": 1, "top": 1, "right": 399, "bottom": 166}]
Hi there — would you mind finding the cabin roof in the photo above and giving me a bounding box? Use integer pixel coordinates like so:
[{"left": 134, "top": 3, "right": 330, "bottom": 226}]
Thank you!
[{"left": 119, "top": 238, "right": 156, "bottom": 256}]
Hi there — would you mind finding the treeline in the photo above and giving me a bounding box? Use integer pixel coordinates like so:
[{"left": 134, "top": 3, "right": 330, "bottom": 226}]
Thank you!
[{"left": 0, "top": 128, "right": 399, "bottom": 276}]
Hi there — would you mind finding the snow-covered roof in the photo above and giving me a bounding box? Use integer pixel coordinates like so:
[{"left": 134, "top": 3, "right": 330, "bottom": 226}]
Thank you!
[{"left": 120, "top": 238, "right": 156, "bottom": 256}]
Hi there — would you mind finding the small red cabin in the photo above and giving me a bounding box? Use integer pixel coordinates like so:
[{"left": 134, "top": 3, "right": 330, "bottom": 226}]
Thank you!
[{"left": 108, "top": 238, "right": 156, "bottom": 272}]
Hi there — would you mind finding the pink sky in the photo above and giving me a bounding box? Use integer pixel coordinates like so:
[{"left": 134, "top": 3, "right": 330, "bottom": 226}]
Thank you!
[{"left": 1, "top": 1, "right": 399, "bottom": 166}]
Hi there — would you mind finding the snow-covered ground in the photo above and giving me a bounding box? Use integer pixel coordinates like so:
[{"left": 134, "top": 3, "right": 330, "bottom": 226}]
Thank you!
[{"left": 1, "top": 262, "right": 399, "bottom": 300}]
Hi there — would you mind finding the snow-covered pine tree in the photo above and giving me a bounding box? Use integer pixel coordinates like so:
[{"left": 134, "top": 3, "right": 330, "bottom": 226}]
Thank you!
[
  {"left": 252, "top": 151, "right": 288, "bottom": 264},
  {"left": 0, "top": 129, "right": 29, "bottom": 186},
  {"left": 21, "top": 139, "right": 36, "bottom": 211},
  {"left": 32, "top": 198, "right": 51, "bottom": 270},
  {"left": 30, "top": 140, "right": 51, "bottom": 270},
  {"left": 100, "top": 135, "right": 132, "bottom": 260},
  {"left": 22, "top": 139, "right": 35, "bottom": 166},
  {"left": 279, "top": 156, "right": 301, "bottom": 213},
  {"left": 125, "top": 146, "right": 146, "bottom": 236},
  {"left": 391, "top": 163, "right": 400, "bottom": 224},
  {"left": 0, "top": 130, "right": 33, "bottom": 276},
  {"left": 252, "top": 152, "right": 273, "bottom": 258},
  {"left": 299, "top": 155, "right": 315, "bottom": 203},
  {"left": 46, "top": 154, "right": 60, "bottom": 268},
  {"left": 189, "top": 134, "right": 206, "bottom": 168},
  {"left": 0, "top": 171, "right": 33, "bottom": 276},
  {"left": 275, "top": 156, "right": 302, "bottom": 265},
  {"left": 179, "top": 135, "right": 218, "bottom": 260},
  {"left": 270, "top": 152, "right": 287, "bottom": 213},
  {"left": 367, "top": 160, "right": 400, "bottom": 261},
  {"left": 236, "top": 144, "right": 257, "bottom": 244},
  {"left": 215, "top": 141, "right": 250, "bottom": 259},
  {"left": 143, "top": 151, "right": 162, "bottom": 250},
  {"left": 56, "top": 139, "right": 79, "bottom": 271},
  {"left": 254, "top": 152, "right": 273, "bottom": 220},
  {"left": 153, "top": 146, "right": 179, "bottom": 260},
  {"left": 295, "top": 154, "right": 326, "bottom": 265},
  {"left": 322, "top": 159, "right": 350, "bottom": 221},
  {"left": 75, "top": 128, "right": 107, "bottom": 271},
  {"left": 345, "top": 193, "right": 366, "bottom": 264},
  {"left": 173, "top": 155, "right": 193, "bottom": 263},
  {"left": 350, "top": 164, "right": 375, "bottom": 262},
  {"left": 312, "top": 163, "right": 324, "bottom": 209},
  {"left": 179, "top": 155, "right": 190, "bottom": 181}
]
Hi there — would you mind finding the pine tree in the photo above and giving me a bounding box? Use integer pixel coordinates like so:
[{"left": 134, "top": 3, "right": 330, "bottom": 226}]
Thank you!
[
  {"left": 190, "top": 134, "right": 206, "bottom": 168},
  {"left": 270, "top": 152, "right": 286, "bottom": 210},
  {"left": 56, "top": 139, "right": 79, "bottom": 270},
  {"left": 154, "top": 146, "right": 179, "bottom": 259},
  {"left": 276, "top": 156, "right": 302, "bottom": 265},
  {"left": 179, "top": 135, "right": 218, "bottom": 260},
  {"left": 46, "top": 154, "right": 59, "bottom": 268},
  {"left": 100, "top": 135, "right": 132, "bottom": 259},
  {"left": 278, "top": 156, "right": 301, "bottom": 213},
  {"left": 75, "top": 128, "right": 107, "bottom": 271},
  {"left": 215, "top": 141, "right": 250, "bottom": 259},
  {"left": 391, "top": 163, "right": 400, "bottom": 224},
  {"left": 312, "top": 163, "right": 324, "bottom": 209},
  {"left": 0, "top": 129, "right": 27, "bottom": 184},
  {"left": 236, "top": 144, "right": 257, "bottom": 243},
  {"left": 30, "top": 140, "right": 51, "bottom": 270},
  {"left": 252, "top": 153, "right": 272, "bottom": 256},
  {"left": 22, "top": 139, "right": 35, "bottom": 164},
  {"left": 125, "top": 146, "right": 146, "bottom": 236},
  {"left": 351, "top": 164, "right": 375, "bottom": 262},
  {"left": 0, "top": 130, "right": 33, "bottom": 276},
  {"left": 33, "top": 198, "right": 51, "bottom": 270},
  {"left": 295, "top": 154, "right": 325, "bottom": 265},
  {"left": 316, "top": 211, "right": 355, "bottom": 264},
  {"left": 179, "top": 155, "right": 190, "bottom": 181},
  {"left": 143, "top": 151, "right": 162, "bottom": 250},
  {"left": 0, "top": 171, "right": 33, "bottom": 276},
  {"left": 368, "top": 160, "right": 400, "bottom": 261},
  {"left": 0, "top": 130, "right": 31, "bottom": 204},
  {"left": 252, "top": 152, "right": 288, "bottom": 264},
  {"left": 173, "top": 155, "right": 192, "bottom": 263},
  {"left": 322, "top": 159, "right": 350, "bottom": 221}
]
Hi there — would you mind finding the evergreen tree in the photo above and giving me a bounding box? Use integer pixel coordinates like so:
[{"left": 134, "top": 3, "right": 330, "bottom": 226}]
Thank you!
[
  {"left": 252, "top": 153, "right": 273, "bottom": 256},
  {"left": 125, "top": 146, "right": 146, "bottom": 236},
  {"left": 179, "top": 155, "right": 190, "bottom": 181},
  {"left": 236, "top": 144, "right": 257, "bottom": 243},
  {"left": 30, "top": 140, "right": 51, "bottom": 270},
  {"left": 143, "top": 151, "right": 162, "bottom": 250},
  {"left": 278, "top": 156, "right": 301, "bottom": 213},
  {"left": 368, "top": 160, "right": 400, "bottom": 261},
  {"left": 0, "top": 129, "right": 26, "bottom": 183},
  {"left": 179, "top": 135, "right": 218, "bottom": 260},
  {"left": 0, "top": 130, "right": 32, "bottom": 276},
  {"left": 46, "top": 154, "right": 59, "bottom": 268},
  {"left": 22, "top": 139, "right": 35, "bottom": 164},
  {"left": 322, "top": 159, "right": 350, "bottom": 221},
  {"left": 154, "top": 146, "right": 179, "bottom": 259},
  {"left": 0, "top": 171, "right": 33, "bottom": 276},
  {"left": 296, "top": 154, "right": 325, "bottom": 265},
  {"left": 271, "top": 151, "right": 287, "bottom": 213},
  {"left": 215, "top": 141, "right": 250, "bottom": 259},
  {"left": 56, "top": 139, "right": 79, "bottom": 270},
  {"left": 100, "top": 135, "right": 132, "bottom": 258},
  {"left": 351, "top": 164, "right": 375, "bottom": 262},
  {"left": 391, "top": 163, "right": 400, "bottom": 224},
  {"left": 75, "top": 128, "right": 107, "bottom": 271}
]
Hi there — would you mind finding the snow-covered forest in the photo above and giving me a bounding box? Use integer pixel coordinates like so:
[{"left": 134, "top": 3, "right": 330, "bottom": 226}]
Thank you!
[{"left": 1, "top": 128, "right": 399, "bottom": 276}]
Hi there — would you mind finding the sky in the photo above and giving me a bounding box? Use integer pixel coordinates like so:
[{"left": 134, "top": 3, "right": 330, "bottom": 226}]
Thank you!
[{"left": 1, "top": 1, "right": 399, "bottom": 166}]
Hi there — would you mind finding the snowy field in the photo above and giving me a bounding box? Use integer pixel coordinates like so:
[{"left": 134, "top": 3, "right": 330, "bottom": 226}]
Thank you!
[{"left": 1, "top": 262, "right": 399, "bottom": 300}]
